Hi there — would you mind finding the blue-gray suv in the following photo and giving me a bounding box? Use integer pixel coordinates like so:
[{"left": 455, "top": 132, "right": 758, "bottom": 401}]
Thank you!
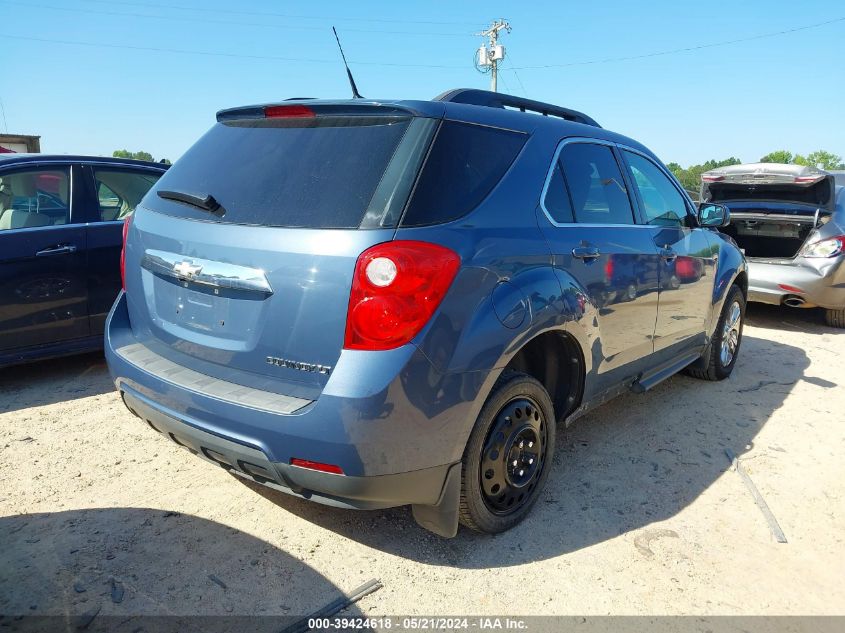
[{"left": 105, "top": 89, "right": 747, "bottom": 537}]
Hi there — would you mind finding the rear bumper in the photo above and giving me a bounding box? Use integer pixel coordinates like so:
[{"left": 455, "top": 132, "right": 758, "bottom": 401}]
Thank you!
[
  {"left": 105, "top": 292, "right": 486, "bottom": 510},
  {"left": 121, "top": 388, "right": 453, "bottom": 510},
  {"left": 746, "top": 256, "right": 845, "bottom": 309}
]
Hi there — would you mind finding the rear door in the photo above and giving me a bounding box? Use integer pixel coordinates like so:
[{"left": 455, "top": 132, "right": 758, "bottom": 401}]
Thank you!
[
  {"left": 620, "top": 149, "right": 714, "bottom": 353},
  {"left": 123, "top": 108, "right": 437, "bottom": 398},
  {"left": 0, "top": 163, "right": 89, "bottom": 352},
  {"left": 538, "top": 139, "right": 661, "bottom": 393},
  {"left": 81, "top": 163, "right": 164, "bottom": 334}
]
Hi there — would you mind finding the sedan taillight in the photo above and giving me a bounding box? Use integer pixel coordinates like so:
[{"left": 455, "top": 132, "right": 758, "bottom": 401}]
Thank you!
[{"left": 800, "top": 235, "right": 845, "bottom": 258}]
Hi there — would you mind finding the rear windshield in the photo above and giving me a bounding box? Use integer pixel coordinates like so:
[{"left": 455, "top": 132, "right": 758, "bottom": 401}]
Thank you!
[
  {"left": 704, "top": 179, "right": 833, "bottom": 208},
  {"left": 143, "top": 116, "right": 412, "bottom": 229},
  {"left": 143, "top": 115, "right": 526, "bottom": 229}
]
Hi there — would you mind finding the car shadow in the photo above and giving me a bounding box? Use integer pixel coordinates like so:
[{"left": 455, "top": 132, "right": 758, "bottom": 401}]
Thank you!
[
  {"left": 0, "top": 507, "right": 364, "bottom": 629},
  {"left": 0, "top": 353, "right": 114, "bottom": 414},
  {"left": 233, "top": 333, "right": 820, "bottom": 568},
  {"left": 745, "top": 302, "right": 835, "bottom": 334}
]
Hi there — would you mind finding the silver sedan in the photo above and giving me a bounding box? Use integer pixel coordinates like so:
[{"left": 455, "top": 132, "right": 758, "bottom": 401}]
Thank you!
[{"left": 700, "top": 163, "right": 845, "bottom": 327}]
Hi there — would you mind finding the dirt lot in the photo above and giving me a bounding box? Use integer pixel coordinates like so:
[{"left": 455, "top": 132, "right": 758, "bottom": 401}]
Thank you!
[{"left": 1, "top": 304, "right": 843, "bottom": 622}]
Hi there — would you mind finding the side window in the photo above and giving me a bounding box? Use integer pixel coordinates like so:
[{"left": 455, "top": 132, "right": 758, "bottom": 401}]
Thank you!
[
  {"left": 0, "top": 167, "right": 70, "bottom": 231},
  {"left": 542, "top": 161, "right": 575, "bottom": 224},
  {"left": 558, "top": 143, "right": 634, "bottom": 225},
  {"left": 623, "top": 151, "right": 689, "bottom": 227},
  {"left": 401, "top": 121, "right": 527, "bottom": 227},
  {"left": 93, "top": 169, "right": 162, "bottom": 221}
]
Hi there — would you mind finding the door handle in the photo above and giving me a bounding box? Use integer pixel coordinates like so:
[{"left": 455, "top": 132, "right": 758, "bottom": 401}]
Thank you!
[
  {"left": 659, "top": 246, "right": 677, "bottom": 262},
  {"left": 35, "top": 244, "right": 77, "bottom": 257},
  {"left": 572, "top": 246, "right": 601, "bottom": 261}
]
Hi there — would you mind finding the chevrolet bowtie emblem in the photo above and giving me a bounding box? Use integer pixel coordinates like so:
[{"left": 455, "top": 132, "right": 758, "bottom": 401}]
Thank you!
[{"left": 173, "top": 260, "right": 203, "bottom": 279}]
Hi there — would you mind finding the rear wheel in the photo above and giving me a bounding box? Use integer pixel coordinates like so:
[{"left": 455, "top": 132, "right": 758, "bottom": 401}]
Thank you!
[
  {"left": 825, "top": 308, "right": 845, "bottom": 328},
  {"left": 458, "top": 371, "right": 555, "bottom": 534},
  {"left": 686, "top": 284, "right": 745, "bottom": 381}
]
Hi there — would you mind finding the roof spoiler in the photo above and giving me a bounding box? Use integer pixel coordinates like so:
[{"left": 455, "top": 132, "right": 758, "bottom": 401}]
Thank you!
[{"left": 434, "top": 88, "right": 600, "bottom": 128}]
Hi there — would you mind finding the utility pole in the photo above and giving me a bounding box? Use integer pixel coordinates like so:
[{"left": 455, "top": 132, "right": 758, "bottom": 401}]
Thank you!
[{"left": 475, "top": 19, "right": 511, "bottom": 92}]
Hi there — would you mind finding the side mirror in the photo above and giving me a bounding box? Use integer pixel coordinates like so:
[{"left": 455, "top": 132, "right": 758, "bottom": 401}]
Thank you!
[{"left": 697, "top": 203, "right": 730, "bottom": 228}]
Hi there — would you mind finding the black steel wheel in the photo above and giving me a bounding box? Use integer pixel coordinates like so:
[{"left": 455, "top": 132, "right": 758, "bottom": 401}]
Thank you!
[
  {"left": 459, "top": 371, "right": 555, "bottom": 534},
  {"left": 480, "top": 397, "right": 547, "bottom": 515}
]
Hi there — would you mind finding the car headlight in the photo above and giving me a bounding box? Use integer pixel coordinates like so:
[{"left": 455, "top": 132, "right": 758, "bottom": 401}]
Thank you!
[{"left": 800, "top": 236, "right": 845, "bottom": 258}]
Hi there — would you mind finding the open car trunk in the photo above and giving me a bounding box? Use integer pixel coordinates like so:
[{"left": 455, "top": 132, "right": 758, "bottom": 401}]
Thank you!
[
  {"left": 721, "top": 211, "right": 817, "bottom": 259},
  {"left": 701, "top": 166, "right": 835, "bottom": 260}
]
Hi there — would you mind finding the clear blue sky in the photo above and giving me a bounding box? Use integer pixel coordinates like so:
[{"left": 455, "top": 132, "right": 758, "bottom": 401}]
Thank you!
[{"left": 2, "top": 0, "right": 843, "bottom": 166}]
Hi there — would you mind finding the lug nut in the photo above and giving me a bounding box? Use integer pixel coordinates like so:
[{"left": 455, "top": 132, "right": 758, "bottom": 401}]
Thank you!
[
  {"left": 529, "top": 458, "right": 534, "bottom": 465},
  {"left": 528, "top": 441, "right": 534, "bottom": 448},
  {"left": 512, "top": 460, "right": 518, "bottom": 467},
  {"left": 519, "top": 469, "right": 524, "bottom": 476},
  {"left": 519, "top": 441, "right": 524, "bottom": 449}
]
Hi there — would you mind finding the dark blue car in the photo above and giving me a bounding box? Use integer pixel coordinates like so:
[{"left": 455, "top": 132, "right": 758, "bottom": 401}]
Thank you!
[
  {"left": 105, "top": 90, "right": 746, "bottom": 537},
  {"left": 0, "top": 154, "right": 166, "bottom": 367}
]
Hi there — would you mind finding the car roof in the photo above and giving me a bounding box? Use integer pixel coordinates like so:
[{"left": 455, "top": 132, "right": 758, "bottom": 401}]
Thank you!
[
  {"left": 218, "top": 89, "right": 657, "bottom": 162},
  {"left": 0, "top": 153, "right": 167, "bottom": 169}
]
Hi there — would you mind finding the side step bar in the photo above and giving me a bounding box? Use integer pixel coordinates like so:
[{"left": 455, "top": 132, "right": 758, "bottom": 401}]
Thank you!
[{"left": 630, "top": 351, "right": 701, "bottom": 394}]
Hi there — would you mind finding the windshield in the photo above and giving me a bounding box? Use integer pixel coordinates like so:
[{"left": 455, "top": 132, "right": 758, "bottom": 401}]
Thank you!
[{"left": 143, "top": 116, "right": 416, "bottom": 229}]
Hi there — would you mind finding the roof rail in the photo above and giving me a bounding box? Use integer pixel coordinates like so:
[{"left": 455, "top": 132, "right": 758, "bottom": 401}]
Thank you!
[{"left": 434, "top": 88, "right": 600, "bottom": 128}]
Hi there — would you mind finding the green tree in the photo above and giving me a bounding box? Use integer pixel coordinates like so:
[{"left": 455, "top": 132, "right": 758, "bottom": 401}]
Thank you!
[
  {"left": 760, "top": 150, "right": 793, "bottom": 164},
  {"left": 759, "top": 149, "right": 844, "bottom": 169},
  {"left": 668, "top": 157, "right": 741, "bottom": 192},
  {"left": 803, "top": 150, "right": 845, "bottom": 170},
  {"left": 112, "top": 149, "right": 155, "bottom": 162}
]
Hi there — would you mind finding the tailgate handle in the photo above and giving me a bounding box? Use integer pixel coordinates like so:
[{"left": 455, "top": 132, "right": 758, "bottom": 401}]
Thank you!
[{"left": 142, "top": 250, "right": 273, "bottom": 295}]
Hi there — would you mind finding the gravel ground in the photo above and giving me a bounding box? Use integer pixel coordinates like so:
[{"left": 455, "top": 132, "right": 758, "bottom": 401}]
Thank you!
[{"left": 1, "top": 304, "right": 843, "bottom": 621}]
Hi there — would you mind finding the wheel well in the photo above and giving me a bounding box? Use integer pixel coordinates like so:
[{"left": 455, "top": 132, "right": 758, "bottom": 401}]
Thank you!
[
  {"left": 734, "top": 271, "right": 748, "bottom": 298},
  {"left": 504, "top": 331, "right": 584, "bottom": 422}
]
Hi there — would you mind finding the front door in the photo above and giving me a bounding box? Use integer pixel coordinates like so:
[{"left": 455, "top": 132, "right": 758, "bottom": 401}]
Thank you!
[
  {"left": 620, "top": 149, "right": 715, "bottom": 353},
  {"left": 0, "top": 165, "right": 89, "bottom": 352},
  {"left": 538, "top": 140, "right": 661, "bottom": 396}
]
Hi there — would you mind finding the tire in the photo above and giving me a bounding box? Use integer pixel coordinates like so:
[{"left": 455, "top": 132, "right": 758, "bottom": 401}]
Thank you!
[
  {"left": 825, "top": 308, "right": 845, "bottom": 328},
  {"left": 686, "top": 284, "right": 746, "bottom": 381},
  {"left": 458, "top": 371, "right": 556, "bottom": 534}
]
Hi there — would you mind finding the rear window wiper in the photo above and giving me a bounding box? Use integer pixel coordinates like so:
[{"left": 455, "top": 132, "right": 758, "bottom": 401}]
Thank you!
[{"left": 157, "top": 189, "right": 223, "bottom": 216}]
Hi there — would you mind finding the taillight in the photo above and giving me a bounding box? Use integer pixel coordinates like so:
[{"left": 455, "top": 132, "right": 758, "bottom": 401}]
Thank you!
[
  {"left": 800, "top": 235, "right": 845, "bottom": 258},
  {"left": 344, "top": 241, "right": 460, "bottom": 351},
  {"left": 120, "top": 213, "right": 133, "bottom": 291},
  {"left": 701, "top": 175, "right": 724, "bottom": 182},
  {"left": 263, "top": 104, "right": 315, "bottom": 118},
  {"left": 604, "top": 257, "right": 614, "bottom": 279}
]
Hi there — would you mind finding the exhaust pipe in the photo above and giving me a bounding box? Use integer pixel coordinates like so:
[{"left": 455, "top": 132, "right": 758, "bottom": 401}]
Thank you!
[{"left": 783, "top": 295, "right": 805, "bottom": 308}]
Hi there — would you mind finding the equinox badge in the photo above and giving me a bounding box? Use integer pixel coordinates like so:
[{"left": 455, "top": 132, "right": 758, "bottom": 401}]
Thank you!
[{"left": 266, "top": 356, "right": 332, "bottom": 375}]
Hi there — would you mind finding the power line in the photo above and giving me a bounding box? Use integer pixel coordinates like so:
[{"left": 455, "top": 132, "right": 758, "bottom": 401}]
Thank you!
[
  {"left": 79, "top": 0, "right": 480, "bottom": 27},
  {"left": 4, "top": 15, "right": 841, "bottom": 74},
  {"left": 502, "top": 56, "right": 529, "bottom": 97},
  {"left": 1, "top": 0, "right": 474, "bottom": 37},
  {"left": 0, "top": 33, "right": 469, "bottom": 69},
  {"left": 509, "top": 16, "right": 845, "bottom": 69}
]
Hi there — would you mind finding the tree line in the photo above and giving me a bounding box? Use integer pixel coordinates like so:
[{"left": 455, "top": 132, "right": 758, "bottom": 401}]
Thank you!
[
  {"left": 667, "top": 150, "right": 844, "bottom": 192},
  {"left": 112, "top": 149, "right": 171, "bottom": 164}
]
